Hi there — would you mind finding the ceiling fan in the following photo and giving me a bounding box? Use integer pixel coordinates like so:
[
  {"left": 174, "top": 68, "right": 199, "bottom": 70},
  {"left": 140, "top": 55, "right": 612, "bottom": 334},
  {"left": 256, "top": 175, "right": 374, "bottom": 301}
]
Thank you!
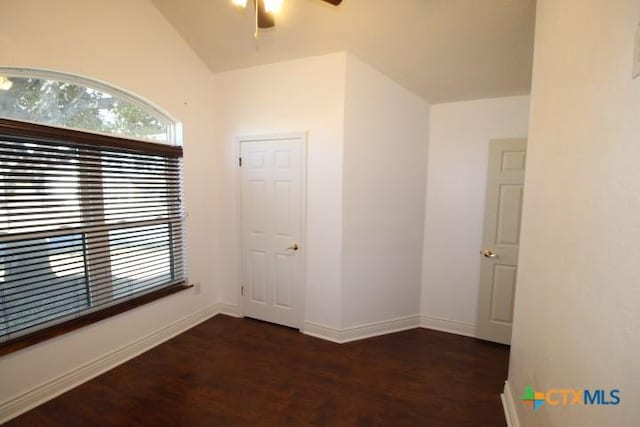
[{"left": 232, "top": 0, "right": 343, "bottom": 30}]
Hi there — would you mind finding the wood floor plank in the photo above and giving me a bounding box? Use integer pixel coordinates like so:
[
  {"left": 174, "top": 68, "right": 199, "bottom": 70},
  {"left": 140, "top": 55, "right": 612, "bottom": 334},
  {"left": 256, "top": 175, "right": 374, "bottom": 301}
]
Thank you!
[{"left": 6, "top": 315, "right": 509, "bottom": 427}]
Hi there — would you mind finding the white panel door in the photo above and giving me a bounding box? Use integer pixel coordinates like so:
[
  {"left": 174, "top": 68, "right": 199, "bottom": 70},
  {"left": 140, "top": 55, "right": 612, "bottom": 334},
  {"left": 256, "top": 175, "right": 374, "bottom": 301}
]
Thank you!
[
  {"left": 240, "top": 136, "right": 304, "bottom": 329},
  {"left": 476, "top": 139, "right": 527, "bottom": 345}
]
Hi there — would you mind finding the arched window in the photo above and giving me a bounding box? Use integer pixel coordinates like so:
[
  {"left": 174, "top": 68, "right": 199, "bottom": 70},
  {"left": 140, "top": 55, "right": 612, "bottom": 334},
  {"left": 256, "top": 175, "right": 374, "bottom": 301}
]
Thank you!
[
  {"left": 0, "top": 69, "right": 187, "bottom": 353},
  {"left": 0, "top": 68, "right": 179, "bottom": 145}
]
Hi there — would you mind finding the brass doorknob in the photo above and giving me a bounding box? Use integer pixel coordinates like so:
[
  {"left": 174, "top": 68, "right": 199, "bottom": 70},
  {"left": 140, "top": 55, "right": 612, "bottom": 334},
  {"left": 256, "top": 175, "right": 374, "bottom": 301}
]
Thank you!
[
  {"left": 287, "top": 243, "right": 299, "bottom": 251},
  {"left": 481, "top": 249, "right": 497, "bottom": 258}
]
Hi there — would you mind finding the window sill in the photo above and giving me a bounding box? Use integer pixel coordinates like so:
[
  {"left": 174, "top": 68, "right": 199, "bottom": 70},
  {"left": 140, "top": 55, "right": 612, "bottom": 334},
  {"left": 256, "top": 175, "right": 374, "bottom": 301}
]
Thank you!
[{"left": 0, "top": 281, "right": 192, "bottom": 357}]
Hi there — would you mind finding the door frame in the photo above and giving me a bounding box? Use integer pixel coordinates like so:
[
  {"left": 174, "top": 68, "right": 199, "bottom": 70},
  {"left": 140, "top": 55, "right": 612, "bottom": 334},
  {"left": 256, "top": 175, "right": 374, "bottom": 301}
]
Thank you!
[{"left": 234, "top": 132, "right": 308, "bottom": 329}]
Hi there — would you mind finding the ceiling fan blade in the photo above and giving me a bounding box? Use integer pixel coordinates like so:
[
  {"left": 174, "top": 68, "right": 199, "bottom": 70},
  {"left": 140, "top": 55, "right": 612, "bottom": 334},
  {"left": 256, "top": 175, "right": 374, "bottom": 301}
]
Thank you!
[
  {"left": 320, "top": 0, "right": 343, "bottom": 5},
  {"left": 257, "top": 0, "right": 275, "bottom": 28}
]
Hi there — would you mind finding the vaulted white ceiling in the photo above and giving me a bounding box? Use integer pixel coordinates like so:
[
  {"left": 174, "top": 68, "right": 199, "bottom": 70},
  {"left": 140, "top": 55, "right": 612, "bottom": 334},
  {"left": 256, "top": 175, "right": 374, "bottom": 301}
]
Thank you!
[{"left": 152, "top": 0, "right": 536, "bottom": 103}]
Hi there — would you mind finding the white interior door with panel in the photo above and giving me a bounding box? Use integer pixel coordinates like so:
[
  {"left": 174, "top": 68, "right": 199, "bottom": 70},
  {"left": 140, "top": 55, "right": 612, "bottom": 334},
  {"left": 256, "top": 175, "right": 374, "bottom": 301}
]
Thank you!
[
  {"left": 239, "top": 135, "right": 305, "bottom": 329},
  {"left": 476, "top": 138, "right": 527, "bottom": 345}
]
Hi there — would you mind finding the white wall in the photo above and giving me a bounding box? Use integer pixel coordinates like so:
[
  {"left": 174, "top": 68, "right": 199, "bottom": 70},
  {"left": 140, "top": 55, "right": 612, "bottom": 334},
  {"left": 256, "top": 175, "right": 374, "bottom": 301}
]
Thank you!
[
  {"left": 508, "top": 1, "right": 640, "bottom": 426},
  {"left": 0, "top": 0, "right": 217, "bottom": 404},
  {"left": 341, "top": 55, "right": 429, "bottom": 327},
  {"left": 211, "top": 53, "right": 347, "bottom": 328},
  {"left": 421, "top": 96, "right": 530, "bottom": 328}
]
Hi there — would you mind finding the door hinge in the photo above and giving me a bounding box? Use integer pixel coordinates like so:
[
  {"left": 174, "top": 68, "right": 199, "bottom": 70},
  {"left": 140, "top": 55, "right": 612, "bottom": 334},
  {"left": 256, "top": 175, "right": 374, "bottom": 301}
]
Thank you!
[
  {"left": 239, "top": 157, "right": 242, "bottom": 167},
  {"left": 241, "top": 286, "right": 244, "bottom": 296}
]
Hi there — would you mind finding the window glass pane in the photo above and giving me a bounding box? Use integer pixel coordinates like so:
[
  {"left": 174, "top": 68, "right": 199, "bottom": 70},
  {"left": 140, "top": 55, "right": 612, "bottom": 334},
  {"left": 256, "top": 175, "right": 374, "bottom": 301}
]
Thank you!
[
  {"left": 0, "top": 74, "right": 172, "bottom": 143},
  {"left": 0, "top": 142, "right": 82, "bottom": 234},
  {"left": 102, "top": 155, "right": 171, "bottom": 225},
  {"left": 108, "top": 224, "right": 173, "bottom": 300},
  {"left": 0, "top": 234, "right": 89, "bottom": 337}
]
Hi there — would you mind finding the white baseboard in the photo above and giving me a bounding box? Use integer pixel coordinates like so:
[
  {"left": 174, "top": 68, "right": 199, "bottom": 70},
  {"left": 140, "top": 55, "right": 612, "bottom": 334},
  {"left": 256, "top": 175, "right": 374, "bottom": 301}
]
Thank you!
[
  {"left": 302, "top": 315, "right": 420, "bottom": 344},
  {"left": 216, "top": 303, "right": 242, "bottom": 318},
  {"left": 419, "top": 315, "right": 476, "bottom": 338},
  {"left": 301, "top": 322, "right": 343, "bottom": 343},
  {"left": 0, "top": 304, "right": 219, "bottom": 425},
  {"left": 501, "top": 380, "right": 521, "bottom": 427},
  {"left": 302, "top": 314, "right": 475, "bottom": 344}
]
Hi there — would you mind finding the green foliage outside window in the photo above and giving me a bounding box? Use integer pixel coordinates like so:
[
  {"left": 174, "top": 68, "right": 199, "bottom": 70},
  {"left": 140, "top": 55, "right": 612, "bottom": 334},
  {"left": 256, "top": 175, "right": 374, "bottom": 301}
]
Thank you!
[{"left": 0, "top": 76, "right": 170, "bottom": 142}]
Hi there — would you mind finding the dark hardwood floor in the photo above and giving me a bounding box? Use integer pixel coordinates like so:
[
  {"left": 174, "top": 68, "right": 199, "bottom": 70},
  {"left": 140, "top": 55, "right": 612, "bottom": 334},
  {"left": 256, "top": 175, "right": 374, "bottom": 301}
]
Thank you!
[{"left": 7, "top": 315, "right": 509, "bottom": 427}]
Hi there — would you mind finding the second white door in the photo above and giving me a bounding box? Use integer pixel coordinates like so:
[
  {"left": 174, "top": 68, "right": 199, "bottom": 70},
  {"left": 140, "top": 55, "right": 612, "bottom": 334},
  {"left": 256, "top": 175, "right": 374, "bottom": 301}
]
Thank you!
[
  {"left": 239, "top": 136, "right": 304, "bottom": 329},
  {"left": 476, "top": 138, "right": 527, "bottom": 345}
]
